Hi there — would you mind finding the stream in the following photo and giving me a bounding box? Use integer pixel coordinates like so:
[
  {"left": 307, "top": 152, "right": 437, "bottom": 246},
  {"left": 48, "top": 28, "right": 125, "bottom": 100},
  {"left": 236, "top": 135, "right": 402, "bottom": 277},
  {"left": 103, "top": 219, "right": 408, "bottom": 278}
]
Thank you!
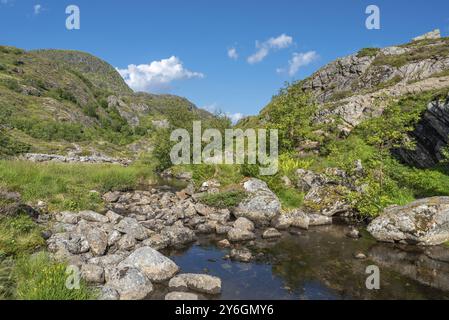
[{"left": 149, "top": 223, "right": 449, "bottom": 300}]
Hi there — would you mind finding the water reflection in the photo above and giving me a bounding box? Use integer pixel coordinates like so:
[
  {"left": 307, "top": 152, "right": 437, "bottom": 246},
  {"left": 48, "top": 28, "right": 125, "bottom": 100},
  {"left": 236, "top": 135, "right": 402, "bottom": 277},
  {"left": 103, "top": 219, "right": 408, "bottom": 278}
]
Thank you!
[{"left": 152, "top": 225, "right": 449, "bottom": 300}]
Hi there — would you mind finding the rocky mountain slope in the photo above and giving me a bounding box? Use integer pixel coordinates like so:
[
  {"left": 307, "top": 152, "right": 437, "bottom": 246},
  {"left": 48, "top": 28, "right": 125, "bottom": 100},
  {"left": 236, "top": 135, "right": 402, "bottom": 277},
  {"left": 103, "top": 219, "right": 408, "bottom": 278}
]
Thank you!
[
  {"left": 241, "top": 30, "right": 449, "bottom": 169},
  {"left": 0, "top": 46, "right": 212, "bottom": 158}
]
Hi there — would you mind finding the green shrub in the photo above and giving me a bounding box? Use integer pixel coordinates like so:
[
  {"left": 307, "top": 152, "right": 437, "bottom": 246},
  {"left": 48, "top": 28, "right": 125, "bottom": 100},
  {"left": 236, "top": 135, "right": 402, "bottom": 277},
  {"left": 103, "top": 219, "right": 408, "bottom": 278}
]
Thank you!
[
  {"left": 12, "top": 118, "right": 86, "bottom": 142},
  {"left": 199, "top": 190, "right": 247, "bottom": 208},
  {"left": 14, "top": 252, "right": 96, "bottom": 300}
]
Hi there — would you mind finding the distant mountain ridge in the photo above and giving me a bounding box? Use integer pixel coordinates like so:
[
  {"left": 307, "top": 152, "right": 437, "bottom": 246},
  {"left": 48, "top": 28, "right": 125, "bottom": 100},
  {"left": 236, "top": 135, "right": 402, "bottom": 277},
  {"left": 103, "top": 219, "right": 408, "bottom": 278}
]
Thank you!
[{"left": 0, "top": 45, "right": 213, "bottom": 158}]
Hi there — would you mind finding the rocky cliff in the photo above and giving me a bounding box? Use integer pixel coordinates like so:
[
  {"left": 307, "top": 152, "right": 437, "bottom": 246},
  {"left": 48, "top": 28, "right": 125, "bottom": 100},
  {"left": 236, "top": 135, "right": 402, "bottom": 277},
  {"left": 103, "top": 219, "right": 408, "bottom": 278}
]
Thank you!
[{"left": 247, "top": 30, "right": 449, "bottom": 168}]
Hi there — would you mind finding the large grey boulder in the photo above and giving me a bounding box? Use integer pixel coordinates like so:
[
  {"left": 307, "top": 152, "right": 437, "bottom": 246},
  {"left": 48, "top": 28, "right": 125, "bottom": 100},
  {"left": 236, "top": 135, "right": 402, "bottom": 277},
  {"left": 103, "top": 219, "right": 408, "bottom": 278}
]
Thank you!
[
  {"left": 168, "top": 273, "right": 221, "bottom": 295},
  {"left": 115, "top": 217, "right": 149, "bottom": 241},
  {"left": 367, "top": 197, "right": 449, "bottom": 245},
  {"left": 118, "top": 246, "right": 179, "bottom": 282},
  {"left": 105, "top": 267, "right": 153, "bottom": 300},
  {"left": 234, "top": 179, "right": 281, "bottom": 225}
]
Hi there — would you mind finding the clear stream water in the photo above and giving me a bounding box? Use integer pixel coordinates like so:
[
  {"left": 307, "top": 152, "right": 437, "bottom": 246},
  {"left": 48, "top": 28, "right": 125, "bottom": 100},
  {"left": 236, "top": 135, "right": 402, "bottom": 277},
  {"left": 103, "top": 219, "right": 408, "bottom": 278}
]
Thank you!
[
  {"left": 147, "top": 181, "right": 449, "bottom": 300},
  {"left": 149, "top": 223, "right": 449, "bottom": 300}
]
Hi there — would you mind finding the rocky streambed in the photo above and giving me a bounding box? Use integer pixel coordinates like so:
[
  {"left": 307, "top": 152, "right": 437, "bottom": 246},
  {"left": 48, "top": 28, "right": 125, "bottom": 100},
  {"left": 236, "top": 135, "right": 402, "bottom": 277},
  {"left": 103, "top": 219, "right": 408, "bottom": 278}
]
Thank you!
[{"left": 37, "top": 177, "right": 449, "bottom": 300}]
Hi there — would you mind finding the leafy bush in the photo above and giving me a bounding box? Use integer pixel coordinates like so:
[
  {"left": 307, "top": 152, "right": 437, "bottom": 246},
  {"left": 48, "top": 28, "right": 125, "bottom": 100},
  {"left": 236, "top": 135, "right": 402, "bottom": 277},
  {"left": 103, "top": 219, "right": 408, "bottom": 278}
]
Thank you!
[{"left": 12, "top": 118, "right": 86, "bottom": 142}]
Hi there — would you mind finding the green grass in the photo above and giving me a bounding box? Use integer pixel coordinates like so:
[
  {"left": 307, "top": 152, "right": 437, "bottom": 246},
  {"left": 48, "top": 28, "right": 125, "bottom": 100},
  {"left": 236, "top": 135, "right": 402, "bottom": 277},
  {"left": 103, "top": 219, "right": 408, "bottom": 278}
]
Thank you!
[
  {"left": 199, "top": 190, "right": 247, "bottom": 208},
  {"left": 13, "top": 252, "right": 97, "bottom": 300},
  {"left": 277, "top": 188, "right": 304, "bottom": 210},
  {"left": 0, "top": 160, "right": 155, "bottom": 212},
  {"left": 0, "top": 215, "right": 45, "bottom": 257},
  {"left": 356, "top": 47, "right": 380, "bottom": 58},
  {"left": 373, "top": 38, "right": 449, "bottom": 68}
]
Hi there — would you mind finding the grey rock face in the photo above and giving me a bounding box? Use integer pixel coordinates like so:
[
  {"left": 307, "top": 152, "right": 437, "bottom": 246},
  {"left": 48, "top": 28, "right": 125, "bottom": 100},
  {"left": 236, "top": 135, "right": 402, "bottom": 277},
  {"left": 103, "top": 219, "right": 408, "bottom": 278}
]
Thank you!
[
  {"left": 234, "top": 179, "right": 281, "bottom": 225},
  {"left": 168, "top": 273, "right": 221, "bottom": 294},
  {"left": 118, "top": 246, "right": 179, "bottom": 282},
  {"left": 394, "top": 96, "right": 449, "bottom": 168},
  {"left": 367, "top": 197, "right": 449, "bottom": 245},
  {"left": 106, "top": 267, "right": 153, "bottom": 300},
  {"left": 413, "top": 29, "right": 441, "bottom": 42}
]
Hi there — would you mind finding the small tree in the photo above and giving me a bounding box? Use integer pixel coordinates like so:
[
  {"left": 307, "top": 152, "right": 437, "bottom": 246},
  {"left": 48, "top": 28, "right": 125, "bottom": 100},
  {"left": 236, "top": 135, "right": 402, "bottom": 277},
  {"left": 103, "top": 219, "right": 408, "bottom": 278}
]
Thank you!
[{"left": 358, "top": 100, "right": 420, "bottom": 188}]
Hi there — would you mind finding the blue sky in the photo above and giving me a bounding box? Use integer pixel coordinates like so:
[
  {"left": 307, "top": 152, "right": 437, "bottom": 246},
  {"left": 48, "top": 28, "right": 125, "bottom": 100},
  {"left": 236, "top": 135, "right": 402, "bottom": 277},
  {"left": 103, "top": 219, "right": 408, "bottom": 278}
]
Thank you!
[{"left": 1, "top": 0, "right": 449, "bottom": 120}]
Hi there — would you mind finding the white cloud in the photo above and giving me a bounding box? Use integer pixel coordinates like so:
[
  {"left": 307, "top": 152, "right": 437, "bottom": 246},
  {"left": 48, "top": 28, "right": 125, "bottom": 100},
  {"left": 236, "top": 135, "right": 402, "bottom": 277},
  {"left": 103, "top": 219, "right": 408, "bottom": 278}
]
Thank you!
[
  {"left": 201, "top": 103, "right": 245, "bottom": 124},
  {"left": 227, "top": 112, "right": 244, "bottom": 124},
  {"left": 277, "top": 51, "right": 318, "bottom": 76},
  {"left": 33, "top": 4, "right": 41, "bottom": 15},
  {"left": 227, "top": 47, "right": 238, "bottom": 60},
  {"left": 247, "top": 34, "right": 293, "bottom": 64},
  {"left": 117, "top": 56, "right": 204, "bottom": 93}
]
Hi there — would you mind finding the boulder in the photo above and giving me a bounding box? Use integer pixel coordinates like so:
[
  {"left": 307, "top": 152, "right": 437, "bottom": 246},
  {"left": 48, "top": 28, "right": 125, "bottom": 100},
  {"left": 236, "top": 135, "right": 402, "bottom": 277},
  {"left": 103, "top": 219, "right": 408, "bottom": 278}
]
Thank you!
[
  {"left": 290, "top": 210, "right": 310, "bottom": 230},
  {"left": 367, "top": 197, "right": 449, "bottom": 245},
  {"left": 304, "top": 185, "right": 350, "bottom": 217},
  {"left": 106, "top": 267, "right": 153, "bottom": 300},
  {"left": 99, "top": 286, "right": 120, "bottom": 300},
  {"left": 79, "top": 210, "right": 109, "bottom": 223},
  {"left": 118, "top": 247, "right": 179, "bottom": 282},
  {"left": 142, "top": 234, "right": 171, "bottom": 251},
  {"left": 296, "top": 169, "right": 326, "bottom": 192},
  {"left": 117, "top": 234, "right": 137, "bottom": 251},
  {"left": 262, "top": 228, "right": 282, "bottom": 239},
  {"left": 106, "top": 210, "right": 122, "bottom": 224},
  {"left": 217, "top": 239, "right": 231, "bottom": 248},
  {"left": 115, "top": 217, "right": 149, "bottom": 241},
  {"left": 233, "top": 217, "right": 255, "bottom": 231},
  {"left": 168, "top": 274, "right": 221, "bottom": 295},
  {"left": 227, "top": 228, "right": 256, "bottom": 242},
  {"left": 234, "top": 179, "right": 281, "bottom": 225},
  {"left": 85, "top": 228, "right": 108, "bottom": 256},
  {"left": 161, "top": 224, "right": 196, "bottom": 247},
  {"left": 81, "top": 264, "right": 105, "bottom": 284},
  {"left": 308, "top": 214, "right": 332, "bottom": 226},
  {"left": 230, "top": 248, "right": 253, "bottom": 262}
]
